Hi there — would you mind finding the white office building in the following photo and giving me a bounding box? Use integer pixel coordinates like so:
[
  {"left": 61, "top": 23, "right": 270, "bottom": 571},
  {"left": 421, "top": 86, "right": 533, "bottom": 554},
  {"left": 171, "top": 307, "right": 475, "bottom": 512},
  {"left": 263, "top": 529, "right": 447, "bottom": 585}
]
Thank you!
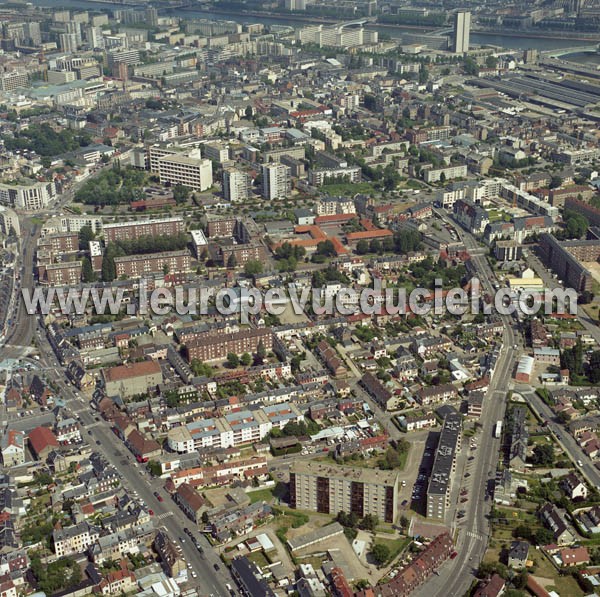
[{"left": 158, "top": 155, "right": 213, "bottom": 191}]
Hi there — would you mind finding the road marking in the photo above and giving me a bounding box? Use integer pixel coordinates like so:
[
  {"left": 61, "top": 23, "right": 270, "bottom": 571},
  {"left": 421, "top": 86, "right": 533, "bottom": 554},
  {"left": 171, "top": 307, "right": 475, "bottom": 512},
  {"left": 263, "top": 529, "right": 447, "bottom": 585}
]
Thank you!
[
  {"left": 156, "top": 512, "right": 174, "bottom": 520},
  {"left": 466, "top": 531, "right": 485, "bottom": 541}
]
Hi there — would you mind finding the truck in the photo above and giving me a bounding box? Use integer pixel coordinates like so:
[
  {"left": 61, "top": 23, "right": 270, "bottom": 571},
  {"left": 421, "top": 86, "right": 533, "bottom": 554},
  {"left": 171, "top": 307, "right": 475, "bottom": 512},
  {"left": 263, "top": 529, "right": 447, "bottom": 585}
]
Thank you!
[{"left": 494, "top": 420, "right": 502, "bottom": 439}]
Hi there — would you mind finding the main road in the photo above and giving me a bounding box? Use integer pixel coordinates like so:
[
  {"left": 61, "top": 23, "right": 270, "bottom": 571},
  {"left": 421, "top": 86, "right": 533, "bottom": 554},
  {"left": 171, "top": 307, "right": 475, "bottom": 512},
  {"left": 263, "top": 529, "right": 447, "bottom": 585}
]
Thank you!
[
  {"left": 415, "top": 217, "right": 518, "bottom": 596},
  {"left": 1, "top": 192, "right": 234, "bottom": 596},
  {"left": 516, "top": 384, "right": 600, "bottom": 490}
]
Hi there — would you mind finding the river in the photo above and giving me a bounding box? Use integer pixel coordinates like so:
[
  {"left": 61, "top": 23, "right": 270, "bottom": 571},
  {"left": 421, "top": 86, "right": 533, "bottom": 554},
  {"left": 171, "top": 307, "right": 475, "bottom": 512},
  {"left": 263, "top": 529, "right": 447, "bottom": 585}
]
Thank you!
[{"left": 29, "top": 0, "right": 599, "bottom": 51}]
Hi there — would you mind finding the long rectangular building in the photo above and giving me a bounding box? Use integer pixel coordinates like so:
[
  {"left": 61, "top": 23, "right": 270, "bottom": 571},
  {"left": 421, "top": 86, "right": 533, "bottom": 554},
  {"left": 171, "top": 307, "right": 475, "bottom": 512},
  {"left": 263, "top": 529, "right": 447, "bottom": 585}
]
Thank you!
[
  {"left": 289, "top": 460, "right": 399, "bottom": 523},
  {"left": 426, "top": 412, "right": 462, "bottom": 521},
  {"left": 185, "top": 328, "right": 273, "bottom": 362},
  {"left": 538, "top": 233, "right": 598, "bottom": 293},
  {"left": 103, "top": 217, "right": 185, "bottom": 243},
  {"left": 166, "top": 403, "right": 303, "bottom": 453},
  {"left": 114, "top": 250, "right": 191, "bottom": 277}
]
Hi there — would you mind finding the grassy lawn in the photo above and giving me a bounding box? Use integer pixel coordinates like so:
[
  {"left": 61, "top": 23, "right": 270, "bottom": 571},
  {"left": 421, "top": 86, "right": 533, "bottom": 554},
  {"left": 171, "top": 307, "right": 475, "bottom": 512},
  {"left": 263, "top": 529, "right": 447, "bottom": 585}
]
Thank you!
[
  {"left": 321, "top": 182, "right": 376, "bottom": 195},
  {"left": 248, "top": 487, "right": 275, "bottom": 504},
  {"left": 247, "top": 550, "right": 270, "bottom": 569},
  {"left": 248, "top": 483, "right": 288, "bottom": 504},
  {"left": 534, "top": 552, "right": 584, "bottom": 597},
  {"left": 374, "top": 537, "right": 412, "bottom": 564},
  {"left": 491, "top": 505, "right": 545, "bottom": 543}
]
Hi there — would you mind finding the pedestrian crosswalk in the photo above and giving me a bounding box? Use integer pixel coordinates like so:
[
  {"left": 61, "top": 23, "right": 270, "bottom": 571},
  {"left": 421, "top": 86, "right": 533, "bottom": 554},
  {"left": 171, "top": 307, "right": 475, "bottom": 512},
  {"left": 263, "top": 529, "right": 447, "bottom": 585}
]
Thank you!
[
  {"left": 156, "top": 512, "right": 174, "bottom": 520},
  {"left": 466, "top": 530, "right": 485, "bottom": 541}
]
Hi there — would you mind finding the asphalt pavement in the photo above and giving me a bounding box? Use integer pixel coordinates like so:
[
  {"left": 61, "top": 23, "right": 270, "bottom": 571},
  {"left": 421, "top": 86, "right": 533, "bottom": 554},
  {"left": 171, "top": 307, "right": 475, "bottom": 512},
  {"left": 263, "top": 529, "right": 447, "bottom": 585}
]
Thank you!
[
  {"left": 415, "top": 218, "right": 517, "bottom": 597},
  {"left": 1, "top": 194, "right": 234, "bottom": 596}
]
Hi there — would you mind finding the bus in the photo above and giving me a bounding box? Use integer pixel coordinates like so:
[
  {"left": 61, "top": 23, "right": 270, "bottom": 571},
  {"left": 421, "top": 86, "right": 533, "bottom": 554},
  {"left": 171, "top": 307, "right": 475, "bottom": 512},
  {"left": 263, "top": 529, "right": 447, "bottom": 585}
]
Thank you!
[{"left": 494, "top": 420, "right": 502, "bottom": 439}]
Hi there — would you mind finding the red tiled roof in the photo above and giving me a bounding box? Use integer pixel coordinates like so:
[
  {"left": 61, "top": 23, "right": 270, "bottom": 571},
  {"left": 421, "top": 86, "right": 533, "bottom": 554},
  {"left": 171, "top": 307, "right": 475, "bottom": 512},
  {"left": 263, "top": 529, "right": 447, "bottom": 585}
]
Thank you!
[
  {"left": 346, "top": 229, "right": 393, "bottom": 241},
  {"left": 28, "top": 426, "right": 59, "bottom": 456},
  {"left": 104, "top": 360, "right": 161, "bottom": 382}
]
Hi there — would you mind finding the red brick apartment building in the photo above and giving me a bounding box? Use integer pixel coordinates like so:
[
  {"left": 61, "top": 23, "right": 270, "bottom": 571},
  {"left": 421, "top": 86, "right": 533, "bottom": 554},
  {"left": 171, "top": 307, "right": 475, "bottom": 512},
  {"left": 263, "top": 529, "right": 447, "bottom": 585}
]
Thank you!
[
  {"left": 38, "top": 233, "right": 79, "bottom": 253},
  {"left": 185, "top": 328, "right": 273, "bottom": 362},
  {"left": 43, "top": 262, "right": 82, "bottom": 286},
  {"left": 114, "top": 250, "right": 191, "bottom": 277}
]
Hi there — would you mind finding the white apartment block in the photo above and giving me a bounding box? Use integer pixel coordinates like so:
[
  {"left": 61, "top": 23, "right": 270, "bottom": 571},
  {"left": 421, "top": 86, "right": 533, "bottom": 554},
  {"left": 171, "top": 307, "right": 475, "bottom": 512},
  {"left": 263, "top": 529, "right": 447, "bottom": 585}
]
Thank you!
[
  {"left": 424, "top": 164, "right": 468, "bottom": 184},
  {"left": 0, "top": 206, "right": 20, "bottom": 236},
  {"left": 167, "top": 403, "right": 303, "bottom": 453},
  {"left": 203, "top": 143, "right": 230, "bottom": 164},
  {"left": 158, "top": 154, "right": 213, "bottom": 191},
  {"left": 0, "top": 71, "right": 28, "bottom": 91},
  {"left": 309, "top": 166, "right": 361, "bottom": 187},
  {"left": 316, "top": 197, "right": 356, "bottom": 216},
  {"left": 223, "top": 168, "right": 250, "bottom": 202},
  {"left": 0, "top": 181, "right": 57, "bottom": 211},
  {"left": 262, "top": 163, "right": 291, "bottom": 200}
]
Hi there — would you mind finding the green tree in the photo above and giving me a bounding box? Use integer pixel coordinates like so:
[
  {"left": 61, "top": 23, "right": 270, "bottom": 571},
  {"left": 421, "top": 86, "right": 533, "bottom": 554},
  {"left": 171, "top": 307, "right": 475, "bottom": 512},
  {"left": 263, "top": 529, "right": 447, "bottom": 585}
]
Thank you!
[
  {"left": 173, "top": 184, "right": 190, "bottom": 204},
  {"left": 244, "top": 259, "right": 263, "bottom": 276},
  {"left": 256, "top": 339, "right": 267, "bottom": 362},
  {"left": 146, "top": 461, "right": 161, "bottom": 476},
  {"left": 82, "top": 257, "right": 96, "bottom": 283},
  {"left": 315, "top": 239, "right": 336, "bottom": 258},
  {"left": 240, "top": 352, "right": 252, "bottom": 367},
  {"left": 190, "top": 359, "right": 213, "bottom": 377},
  {"left": 371, "top": 543, "right": 390, "bottom": 565},
  {"left": 226, "top": 353, "right": 240, "bottom": 368},
  {"left": 549, "top": 175, "right": 562, "bottom": 189},
  {"left": 589, "top": 350, "right": 600, "bottom": 383},
  {"left": 360, "top": 514, "right": 379, "bottom": 531},
  {"left": 534, "top": 527, "right": 554, "bottom": 545},
  {"left": 101, "top": 243, "right": 125, "bottom": 282},
  {"left": 485, "top": 56, "right": 498, "bottom": 69},
  {"left": 531, "top": 444, "right": 554, "bottom": 466},
  {"left": 227, "top": 253, "right": 237, "bottom": 269},
  {"left": 464, "top": 57, "right": 479, "bottom": 75},
  {"left": 78, "top": 224, "right": 95, "bottom": 250},
  {"left": 356, "top": 239, "right": 369, "bottom": 255}
]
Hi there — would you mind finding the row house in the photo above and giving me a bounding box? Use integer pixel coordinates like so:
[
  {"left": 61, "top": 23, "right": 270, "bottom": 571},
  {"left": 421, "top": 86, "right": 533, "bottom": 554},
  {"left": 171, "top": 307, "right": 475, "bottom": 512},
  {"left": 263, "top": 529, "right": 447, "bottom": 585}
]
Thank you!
[
  {"left": 359, "top": 372, "right": 394, "bottom": 411},
  {"left": 210, "top": 501, "right": 272, "bottom": 542},
  {"left": 53, "top": 522, "right": 101, "bottom": 558},
  {"left": 416, "top": 384, "right": 458, "bottom": 406},
  {"left": 539, "top": 503, "right": 576, "bottom": 545},
  {"left": 397, "top": 412, "right": 437, "bottom": 432},
  {"left": 154, "top": 531, "right": 186, "bottom": 578},
  {"left": 412, "top": 335, "right": 453, "bottom": 358},
  {"left": 97, "top": 567, "right": 137, "bottom": 595},
  {"left": 90, "top": 522, "right": 155, "bottom": 565},
  {"left": 55, "top": 418, "right": 82, "bottom": 444},
  {"left": 508, "top": 407, "right": 529, "bottom": 470},
  {"left": 316, "top": 340, "right": 347, "bottom": 377},
  {"left": 378, "top": 533, "right": 454, "bottom": 596},
  {"left": 174, "top": 483, "right": 205, "bottom": 523}
]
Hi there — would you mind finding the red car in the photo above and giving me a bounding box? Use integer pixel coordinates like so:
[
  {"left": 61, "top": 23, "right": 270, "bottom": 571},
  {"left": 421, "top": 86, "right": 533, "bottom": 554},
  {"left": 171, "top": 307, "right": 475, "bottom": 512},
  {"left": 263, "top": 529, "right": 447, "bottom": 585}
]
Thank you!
[
  {"left": 450, "top": 551, "right": 458, "bottom": 559},
  {"left": 154, "top": 491, "right": 164, "bottom": 502},
  {"left": 148, "top": 509, "right": 154, "bottom": 516}
]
